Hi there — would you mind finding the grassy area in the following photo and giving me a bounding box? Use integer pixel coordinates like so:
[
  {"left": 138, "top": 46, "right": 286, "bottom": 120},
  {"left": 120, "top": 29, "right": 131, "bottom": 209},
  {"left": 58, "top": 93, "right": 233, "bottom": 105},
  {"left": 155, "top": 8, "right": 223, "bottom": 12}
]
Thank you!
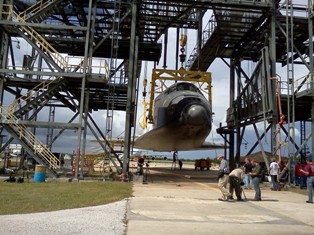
[{"left": 0, "top": 180, "right": 132, "bottom": 215}]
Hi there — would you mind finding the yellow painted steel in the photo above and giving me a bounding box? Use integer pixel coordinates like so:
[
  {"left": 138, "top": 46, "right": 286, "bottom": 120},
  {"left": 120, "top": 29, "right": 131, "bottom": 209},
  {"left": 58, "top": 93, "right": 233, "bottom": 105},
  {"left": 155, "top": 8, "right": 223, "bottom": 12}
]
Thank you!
[
  {"left": 19, "top": 0, "right": 49, "bottom": 21},
  {"left": 140, "top": 100, "right": 150, "bottom": 129},
  {"left": 147, "top": 67, "right": 212, "bottom": 123},
  {"left": 180, "top": 34, "right": 187, "bottom": 47},
  {"left": 0, "top": 110, "right": 61, "bottom": 169}
]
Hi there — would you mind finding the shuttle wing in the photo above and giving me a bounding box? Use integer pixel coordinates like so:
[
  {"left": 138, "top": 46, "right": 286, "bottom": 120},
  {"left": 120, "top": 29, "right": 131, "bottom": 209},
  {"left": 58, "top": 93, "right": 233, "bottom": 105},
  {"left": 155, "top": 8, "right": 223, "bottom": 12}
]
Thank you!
[
  {"left": 199, "top": 141, "right": 226, "bottom": 149},
  {"left": 134, "top": 124, "right": 226, "bottom": 151}
]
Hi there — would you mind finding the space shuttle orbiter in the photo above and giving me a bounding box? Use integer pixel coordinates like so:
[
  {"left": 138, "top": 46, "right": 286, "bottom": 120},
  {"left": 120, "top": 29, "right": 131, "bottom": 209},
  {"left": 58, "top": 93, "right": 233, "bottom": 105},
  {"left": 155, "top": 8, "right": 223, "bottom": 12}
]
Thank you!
[{"left": 134, "top": 82, "right": 225, "bottom": 151}]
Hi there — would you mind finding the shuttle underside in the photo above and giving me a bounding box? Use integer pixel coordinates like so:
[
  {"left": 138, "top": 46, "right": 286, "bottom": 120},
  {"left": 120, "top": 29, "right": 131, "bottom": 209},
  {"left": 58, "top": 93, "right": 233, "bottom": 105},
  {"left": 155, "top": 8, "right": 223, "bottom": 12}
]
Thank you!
[{"left": 134, "top": 82, "right": 225, "bottom": 151}]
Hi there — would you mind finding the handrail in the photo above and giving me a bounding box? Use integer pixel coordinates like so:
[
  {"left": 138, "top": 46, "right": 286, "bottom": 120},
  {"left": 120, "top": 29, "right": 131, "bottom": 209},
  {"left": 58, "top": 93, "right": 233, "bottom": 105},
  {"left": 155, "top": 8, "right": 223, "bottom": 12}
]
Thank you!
[
  {"left": 1, "top": 76, "right": 62, "bottom": 170},
  {"left": 8, "top": 78, "right": 59, "bottom": 112},
  {"left": 294, "top": 73, "right": 314, "bottom": 94},
  {"left": 19, "top": 0, "right": 49, "bottom": 21},
  {"left": 3, "top": 4, "right": 68, "bottom": 70},
  {"left": 186, "top": 14, "right": 217, "bottom": 70},
  {"left": 0, "top": 110, "right": 60, "bottom": 169},
  {"left": 66, "top": 56, "right": 110, "bottom": 78}
]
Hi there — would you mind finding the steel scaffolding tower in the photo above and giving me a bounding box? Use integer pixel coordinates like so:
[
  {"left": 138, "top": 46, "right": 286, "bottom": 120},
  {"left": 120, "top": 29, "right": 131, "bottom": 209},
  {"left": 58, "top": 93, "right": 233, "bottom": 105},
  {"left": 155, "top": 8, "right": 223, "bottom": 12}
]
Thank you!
[{"left": 0, "top": 1, "right": 313, "bottom": 180}]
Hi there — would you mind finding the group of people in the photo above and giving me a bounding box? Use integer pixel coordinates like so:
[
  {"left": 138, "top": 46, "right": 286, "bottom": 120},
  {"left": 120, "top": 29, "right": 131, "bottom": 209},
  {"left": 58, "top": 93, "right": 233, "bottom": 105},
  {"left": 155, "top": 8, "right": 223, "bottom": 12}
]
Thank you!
[
  {"left": 268, "top": 155, "right": 314, "bottom": 204},
  {"left": 217, "top": 154, "right": 262, "bottom": 202},
  {"left": 136, "top": 152, "right": 183, "bottom": 175},
  {"left": 217, "top": 153, "right": 314, "bottom": 203}
]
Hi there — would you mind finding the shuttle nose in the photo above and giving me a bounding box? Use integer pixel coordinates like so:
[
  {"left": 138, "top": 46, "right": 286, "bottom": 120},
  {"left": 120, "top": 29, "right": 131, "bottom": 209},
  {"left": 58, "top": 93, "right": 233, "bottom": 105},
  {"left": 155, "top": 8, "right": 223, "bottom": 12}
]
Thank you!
[{"left": 184, "top": 104, "right": 208, "bottom": 125}]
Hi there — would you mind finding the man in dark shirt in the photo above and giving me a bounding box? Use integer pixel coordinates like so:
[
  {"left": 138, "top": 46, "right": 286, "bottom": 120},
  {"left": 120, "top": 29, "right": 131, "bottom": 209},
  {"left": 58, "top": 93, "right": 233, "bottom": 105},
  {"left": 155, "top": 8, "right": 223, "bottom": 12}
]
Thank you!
[
  {"left": 249, "top": 159, "right": 263, "bottom": 201},
  {"left": 244, "top": 158, "right": 253, "bottom": 189},
  {"left": 137, "top": 156, "right": 145, "bottom": 175}
]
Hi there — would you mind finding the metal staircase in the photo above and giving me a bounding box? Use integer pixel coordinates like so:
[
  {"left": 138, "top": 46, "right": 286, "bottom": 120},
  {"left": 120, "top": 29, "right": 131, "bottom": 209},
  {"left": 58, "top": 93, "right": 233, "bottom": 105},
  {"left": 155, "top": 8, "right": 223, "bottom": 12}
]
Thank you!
[
  {"left": 1, "top": 110, "right": 60, "bottom": 173},
  {"left": 19, "top": 0, "right": 64, "bottom": 23},
  {"left": 3, "top": 4, "right": 68, "bottom": 71},
  {"left": 1, "top": 2, "right": 122, "bottom": 175},
  {"left": 0, "top": 3, "right": 74, "bottom": 176},
  {"left": 13, "top": 79, "right": 68, "bottom": 119},
  {"left": 186, "top": 14, "right": 218, "bottom": 71},
  {"left": 0, "top": 78, "right": 69, "bottom": 176}
]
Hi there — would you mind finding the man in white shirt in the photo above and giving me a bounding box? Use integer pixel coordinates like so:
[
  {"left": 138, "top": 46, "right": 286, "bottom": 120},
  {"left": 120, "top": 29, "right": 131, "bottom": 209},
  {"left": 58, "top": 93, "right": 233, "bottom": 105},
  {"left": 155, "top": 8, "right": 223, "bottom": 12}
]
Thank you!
[{"left": 269, "top": 158, "right": 280, "bottom": 191}]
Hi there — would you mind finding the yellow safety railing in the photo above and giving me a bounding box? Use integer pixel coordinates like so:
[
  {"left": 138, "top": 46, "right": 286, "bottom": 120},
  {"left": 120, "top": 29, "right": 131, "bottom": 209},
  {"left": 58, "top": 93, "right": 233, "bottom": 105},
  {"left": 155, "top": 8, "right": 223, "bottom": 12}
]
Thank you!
[
  {"left": 3, "top": 4, "right": 68, "bottom": 70},
  {"left": 148, "top": 67, "right": 212, "bottom": 122},
  {"left": 0, "top": 109, "right": 60, "bottom": 169},
  {"left": 66, "top": 56, "right": 109, "bottom": 78},
  {"left": 19, "top": 0, "right": 51, "bottom": 21},
  {"left": 8, "top": 78, "right": 58, "bottom": 113},
  {"left": 0, "top": 76, "right": 62, "bottom": 170}
]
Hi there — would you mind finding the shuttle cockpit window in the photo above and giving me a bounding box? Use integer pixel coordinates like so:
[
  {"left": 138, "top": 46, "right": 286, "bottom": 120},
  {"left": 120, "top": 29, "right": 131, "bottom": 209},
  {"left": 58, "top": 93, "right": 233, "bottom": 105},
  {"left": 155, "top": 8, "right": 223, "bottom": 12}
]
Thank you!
[
  {"left": 177, "top": 83, "right": 198, "bottom": 92},
  {"left": 187, "top": 84, "right": 198, "bottom": 92},
  {"left": 165, "top": 86, "right": 177, "bottom": 95},
  {"left": 177, "top": 84, "right": 185, "bottom": 91},
  {"left": 166, "top": 83, "right": 200, "bottom": 94}
]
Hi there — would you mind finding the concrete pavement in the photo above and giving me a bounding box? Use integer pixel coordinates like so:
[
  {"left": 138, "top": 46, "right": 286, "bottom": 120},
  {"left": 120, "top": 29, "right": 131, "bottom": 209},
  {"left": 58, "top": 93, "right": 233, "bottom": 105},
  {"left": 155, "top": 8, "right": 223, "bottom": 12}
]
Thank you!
[{"left": 126, "top": 166, "right": 314, "bottom": 235}]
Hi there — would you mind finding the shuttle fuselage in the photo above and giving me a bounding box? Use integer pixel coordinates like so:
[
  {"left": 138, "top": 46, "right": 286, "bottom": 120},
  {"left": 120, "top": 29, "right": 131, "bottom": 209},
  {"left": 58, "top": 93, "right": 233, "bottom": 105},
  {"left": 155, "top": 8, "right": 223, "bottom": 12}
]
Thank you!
[{"left": 134, "top": 82, "right": 213, "bottom": 151}]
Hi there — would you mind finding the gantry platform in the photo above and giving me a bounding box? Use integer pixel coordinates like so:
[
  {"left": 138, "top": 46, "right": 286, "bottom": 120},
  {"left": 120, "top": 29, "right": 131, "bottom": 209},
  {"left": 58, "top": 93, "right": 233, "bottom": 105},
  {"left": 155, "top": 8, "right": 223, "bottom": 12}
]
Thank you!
[{"left": 0, "top": 1, "right": 313, "bottom": 174}]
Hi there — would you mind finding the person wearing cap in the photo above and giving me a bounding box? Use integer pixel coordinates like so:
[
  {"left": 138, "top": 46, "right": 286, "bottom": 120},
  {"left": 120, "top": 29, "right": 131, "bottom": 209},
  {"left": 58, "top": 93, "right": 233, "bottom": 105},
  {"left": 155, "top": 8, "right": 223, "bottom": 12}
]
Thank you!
[
  {"left": 300, "top": 154, "right": 314, "bottom": 203},
  {"left": 249, "top": 159, "right": 263, "bottom": 201},
  {"left": 217, "top": 154, "right": 231, "bottom": 201}
]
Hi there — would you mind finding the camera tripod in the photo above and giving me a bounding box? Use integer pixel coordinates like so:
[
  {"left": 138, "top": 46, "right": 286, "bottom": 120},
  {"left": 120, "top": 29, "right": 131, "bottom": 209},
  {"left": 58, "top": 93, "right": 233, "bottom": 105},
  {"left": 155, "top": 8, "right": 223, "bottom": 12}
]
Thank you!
[
  {"left": 171, "top": 160, "right": 177, "bottom": 170},
  {"left": 240, "top": 186, "right": 247, "bottom": 200},
  {"left": 143, "top": 164, "right": 153, "bottom": 183}
]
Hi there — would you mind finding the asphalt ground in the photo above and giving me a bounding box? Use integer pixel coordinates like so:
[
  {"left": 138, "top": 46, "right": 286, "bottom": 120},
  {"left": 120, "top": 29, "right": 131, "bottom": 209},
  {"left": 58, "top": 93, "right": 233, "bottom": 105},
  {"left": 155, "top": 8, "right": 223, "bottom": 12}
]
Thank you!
[{"left": 126, "top": 165, "right": 314, "bottom": 235}]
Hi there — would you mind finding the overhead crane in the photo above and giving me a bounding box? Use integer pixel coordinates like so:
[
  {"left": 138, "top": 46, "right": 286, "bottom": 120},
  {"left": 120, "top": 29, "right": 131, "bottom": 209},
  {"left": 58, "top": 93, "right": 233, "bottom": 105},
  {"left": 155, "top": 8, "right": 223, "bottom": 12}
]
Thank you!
[{"left": 139, "top": 32, "right": 212, "bottom": 132}]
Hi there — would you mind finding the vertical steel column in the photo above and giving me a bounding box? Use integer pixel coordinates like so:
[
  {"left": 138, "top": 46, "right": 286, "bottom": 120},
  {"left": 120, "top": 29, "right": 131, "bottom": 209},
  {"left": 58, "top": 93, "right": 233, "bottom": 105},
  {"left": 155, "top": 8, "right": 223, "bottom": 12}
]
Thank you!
[
  {"left": 197, "top": 11, "right": 204, "bottom": 70},
  {"left": 235, "top": 60, "right": 241, "bottom": 168},
  {"left": 0, "top": 1, "right": 9, "bottom": 132},
  {"left": 163, "top": 30, "right": 168, "bottom": 68},
  {"left": 79, "top": 2, "right": 96, "bottom": 177},
  {"left": 80, "top": 87, "right": 90, "bottom": 177},
  {"left": 308, "top": 0, "right": 314, "bottom": 157},
  {"left": 75, "top": 0, "right": 93, "bottom": 179},
  {"left": 175, "top": 28, "right": 179, "bottom": 70},
  {"left": 0, "top": 7, "right": 8, "bottom": 109},
  {"left": 270, "top": 1, "right": 278, "bottom": 159},
  {"left": 123, "top": 1, "right": 138, "bottom": 175},
  {"left": 229, "top": 59, "right": 235, "bottom": 169}
]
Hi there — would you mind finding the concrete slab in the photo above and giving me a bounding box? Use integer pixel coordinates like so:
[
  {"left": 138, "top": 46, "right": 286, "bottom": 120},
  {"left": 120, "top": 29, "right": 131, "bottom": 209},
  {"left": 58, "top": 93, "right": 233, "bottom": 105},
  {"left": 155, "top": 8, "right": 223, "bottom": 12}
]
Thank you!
[
  {"left": 126, "top": 166, "right": 314, "bottom": 235},
  {"left": 133, "top": 175, "right": 144, "bottom": 184}
]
